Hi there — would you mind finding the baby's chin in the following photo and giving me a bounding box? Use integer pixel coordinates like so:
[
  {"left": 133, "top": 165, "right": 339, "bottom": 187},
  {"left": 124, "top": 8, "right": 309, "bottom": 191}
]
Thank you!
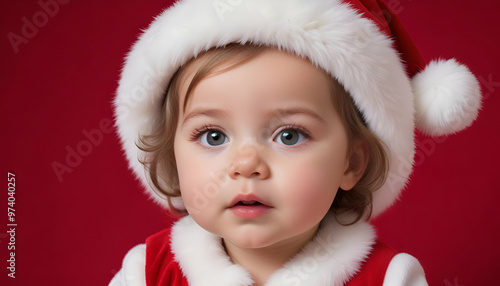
[
  {"left": 221, "top": 227, "right": 318, "bottom": 254},
  {"left": 222, "top": 233, "right": 280, "bottom": 251}
]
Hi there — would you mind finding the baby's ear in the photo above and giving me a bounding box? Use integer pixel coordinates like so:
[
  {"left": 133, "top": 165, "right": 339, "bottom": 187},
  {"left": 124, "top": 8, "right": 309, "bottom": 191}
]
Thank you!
[{"left": 340, "top": 141, "right": 370, "bottom": 191}]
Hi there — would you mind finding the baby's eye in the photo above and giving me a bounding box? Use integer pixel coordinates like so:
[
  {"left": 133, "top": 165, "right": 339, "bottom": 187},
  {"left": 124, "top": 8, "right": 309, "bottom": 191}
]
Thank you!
[
  {"left": 199, "top": 130, "right": 228, "bottom": 146},
  {"left": 274, "top": 129, "right": 306, "bottom": 146}
]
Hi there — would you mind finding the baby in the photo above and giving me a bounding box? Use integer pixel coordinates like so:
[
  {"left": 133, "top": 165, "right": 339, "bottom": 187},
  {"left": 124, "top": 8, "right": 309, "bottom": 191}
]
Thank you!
[{"left": 111, "top": 0, "right": 481, "bottom": 285}]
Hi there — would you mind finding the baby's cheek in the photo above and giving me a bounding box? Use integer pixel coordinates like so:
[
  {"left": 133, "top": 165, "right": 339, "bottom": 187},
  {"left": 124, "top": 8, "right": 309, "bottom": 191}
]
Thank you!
[
  {"left": 179, "top": 166, "right": 227, "bottom": 215},
  {"left": 283, "top": 165, "right": 338, "bottom": 217},
  {"left": 177, "top": 162, "right": 207, "bottom": 207}
]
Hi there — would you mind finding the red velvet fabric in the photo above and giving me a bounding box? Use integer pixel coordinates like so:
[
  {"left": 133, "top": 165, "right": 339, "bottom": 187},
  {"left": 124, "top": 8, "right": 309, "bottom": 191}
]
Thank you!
[
  {"left": 1, "top": 0, "right": 498, "bottom": 285},
  {"left": 346, "top": 242, "right": 397, "bottom": 285},
  {"left": 146, "top": 229, "right": 189, "bottom": 286},
  {"left": 348, "top": 0, "right": 424, "bottom": 76}
]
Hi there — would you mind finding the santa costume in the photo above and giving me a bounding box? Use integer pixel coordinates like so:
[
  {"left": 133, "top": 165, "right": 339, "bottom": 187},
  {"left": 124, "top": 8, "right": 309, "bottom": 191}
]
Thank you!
[{"left": 110, "top": 0, "right": 482, "bottom": 285}]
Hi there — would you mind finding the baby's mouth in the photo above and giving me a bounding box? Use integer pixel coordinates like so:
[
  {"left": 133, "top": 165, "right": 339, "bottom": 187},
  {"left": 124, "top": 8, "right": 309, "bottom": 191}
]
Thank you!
[
  {"left": 229, "top": 195, "right": 272, "bottom": 218},
  {"left": 235, "top": 200, "right": 263, "bottom": 206},
  {"left": 230, "top": 202, "right": 271, "bottom": 219}
]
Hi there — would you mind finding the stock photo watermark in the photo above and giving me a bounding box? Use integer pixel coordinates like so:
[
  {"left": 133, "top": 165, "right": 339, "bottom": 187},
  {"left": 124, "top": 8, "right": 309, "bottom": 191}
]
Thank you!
[
  {"left": 387, "top": 71, "right": 498, "bottom": 193},
  {"left": 6, "top": 172, "right": 17, "bottom": 279},
  {"left": 213, "top": 0, "right": 411, "bottom": 22},
  {"left": 51, "top": 118, "right": 113, "bottom": 182},
  {"left": 444, "top": 277, "right": 465, "bottom": 286},
  {"left": 479, "top": 73, "right": 500, "bottom": 100},
  {"left": 7, "top": 0, "right": 71, "bottom": 54},
  {"left": 280, "top": 235, "right": 340, "bottom": 285},
  {"left": 213, "top": 0, "right": 244, "bottom": 20}
]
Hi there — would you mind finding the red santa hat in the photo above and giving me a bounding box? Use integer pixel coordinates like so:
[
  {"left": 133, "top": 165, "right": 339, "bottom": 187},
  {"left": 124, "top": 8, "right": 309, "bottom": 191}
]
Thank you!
[{"left": 114, "top": 0, "right": 481, "bottom": 217}]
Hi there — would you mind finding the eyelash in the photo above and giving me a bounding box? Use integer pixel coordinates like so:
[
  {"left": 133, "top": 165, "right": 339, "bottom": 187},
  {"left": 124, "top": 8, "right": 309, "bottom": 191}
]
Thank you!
[
  {"left": 277, "top": 124, "right": 310, "bottom": 135},
  {"left": 189, "top": 124, "right": 312, "bottom": 142},
  {"left": 189, "top": 124, "right": 224, "bottom": 141},
  {"left": 274, "top": 124, "right": 312, "bottom": 141}
]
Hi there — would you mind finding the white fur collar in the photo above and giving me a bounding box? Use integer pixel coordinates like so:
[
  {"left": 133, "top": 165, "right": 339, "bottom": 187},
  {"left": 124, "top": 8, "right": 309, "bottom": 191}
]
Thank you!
[{"left": 170, "top": 213, "right": 376, "bottom": 286}]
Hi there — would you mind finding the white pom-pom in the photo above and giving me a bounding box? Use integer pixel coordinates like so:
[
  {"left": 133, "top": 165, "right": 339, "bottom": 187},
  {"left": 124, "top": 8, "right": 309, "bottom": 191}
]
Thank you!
[{"left": 412, "top": 59, "right": 482, "bottom": 136}]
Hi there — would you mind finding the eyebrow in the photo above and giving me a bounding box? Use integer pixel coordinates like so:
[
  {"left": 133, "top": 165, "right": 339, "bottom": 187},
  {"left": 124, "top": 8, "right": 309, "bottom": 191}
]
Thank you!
[
  {"left": 270, "top": 107, "right": 326, "bottom": 123},
  {"left": 181, "top": 108, "right": 230, "bottom": 126},
  {"left": 181, "top": 106, "right": 325, "bottom": 127}
]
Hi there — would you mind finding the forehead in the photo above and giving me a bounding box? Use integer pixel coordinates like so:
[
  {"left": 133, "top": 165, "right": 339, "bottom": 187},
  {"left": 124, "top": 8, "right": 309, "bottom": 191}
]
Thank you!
[{"left": 178, "top": 49, "right": 335, "bottom": 115}]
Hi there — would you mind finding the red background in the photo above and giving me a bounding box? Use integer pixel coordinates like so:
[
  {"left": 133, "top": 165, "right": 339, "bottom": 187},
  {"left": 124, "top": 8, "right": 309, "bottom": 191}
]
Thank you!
[{"left": 1, "top": 0, "right": 499, "bottom": 285}]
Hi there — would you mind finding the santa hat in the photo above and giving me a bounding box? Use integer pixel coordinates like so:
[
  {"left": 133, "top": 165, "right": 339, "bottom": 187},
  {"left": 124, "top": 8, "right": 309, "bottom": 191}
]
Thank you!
[{"left": 114, "top": 0, "right": 481, "bottom": 217}]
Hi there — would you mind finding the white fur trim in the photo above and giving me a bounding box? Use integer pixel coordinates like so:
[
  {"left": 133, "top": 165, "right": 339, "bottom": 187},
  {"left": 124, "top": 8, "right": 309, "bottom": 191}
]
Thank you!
[
  {"left": 109, "top": 244, "right": 146, "bottom": 286},
  {"left": 170, "top": 217, "right": 254, "bottom": 286},
  {"left": 115, "top": 0, "right": 417, "bottom": 215},
  {"left": 383, "top": 253, "right": 428, "bottom": 286},
  {"left": 413, "top": 59, "right": 481, "bottom": 136},
  {"left": 170, "top": 213, "right": 376, "bottom": 286}
]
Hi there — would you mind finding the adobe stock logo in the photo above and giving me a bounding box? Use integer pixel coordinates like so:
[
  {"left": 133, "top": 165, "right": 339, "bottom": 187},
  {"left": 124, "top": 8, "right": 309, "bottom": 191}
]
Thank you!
[
  {"left": 212, "top": 0, "right": 243, "bottom": 20},
  {"left": 51, "top": 118, "right": 114, "bottom": 182},
  {"left": 7, "top": 0, "right": 71, "bottom": 54}
]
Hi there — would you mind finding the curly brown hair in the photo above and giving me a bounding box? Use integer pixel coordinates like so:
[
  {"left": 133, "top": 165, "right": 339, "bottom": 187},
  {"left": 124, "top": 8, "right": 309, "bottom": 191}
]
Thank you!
[{"left": 137, "top": 44, "right": 388, "bottom": 224}]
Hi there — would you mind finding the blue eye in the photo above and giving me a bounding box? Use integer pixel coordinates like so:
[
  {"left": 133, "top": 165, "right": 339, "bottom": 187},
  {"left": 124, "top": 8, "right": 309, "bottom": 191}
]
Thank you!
[
  {"left": 274, "top": 129, "right": 306, "bottom": 146},
  {"left": 200, "top": 130, "right": 228, "bottom": 146}
]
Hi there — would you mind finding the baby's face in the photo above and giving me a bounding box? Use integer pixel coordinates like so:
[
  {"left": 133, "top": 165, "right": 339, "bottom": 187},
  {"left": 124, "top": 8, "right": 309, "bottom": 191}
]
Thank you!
[{"left": 174, "top": 49, "right": 352, "bottom": 249}]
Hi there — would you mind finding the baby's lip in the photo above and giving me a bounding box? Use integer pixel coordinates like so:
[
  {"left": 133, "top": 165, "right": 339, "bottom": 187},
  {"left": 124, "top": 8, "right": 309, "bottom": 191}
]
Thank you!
[{"left": 229, "top": 193, "right": 271, "bottom": 208}]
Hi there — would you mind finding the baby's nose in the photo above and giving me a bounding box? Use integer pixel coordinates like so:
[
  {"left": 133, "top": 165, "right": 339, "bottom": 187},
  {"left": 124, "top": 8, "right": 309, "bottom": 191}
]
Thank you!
[{"left": 227, "top": 147, "right": 270, "bottom": 180}]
